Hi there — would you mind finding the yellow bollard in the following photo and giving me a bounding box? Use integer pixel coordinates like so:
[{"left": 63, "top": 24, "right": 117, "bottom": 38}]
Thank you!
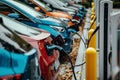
[
  {"left": 91, "top": 2, "right": 94, "bottom": 8},
  {"left": 86, "top": 47, "right": 97, "bottom": 80},
  {"left": 91, "top": 8, "right": 95, "bottom": 14},
  {"left": 91, "top": 2, "right": 95, "bottom": 15},
  {"left": 88, "top": 29, "right": 96, "bottom": 49}
]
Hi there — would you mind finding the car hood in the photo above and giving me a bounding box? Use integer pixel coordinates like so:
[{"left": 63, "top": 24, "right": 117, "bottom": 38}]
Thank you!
[
  {"left": 39, "top": 17, "right": 67, "bottom": 27},
  {"left": 37, "top": 24, "right": 61, "bottom": 37},
  {"left": 31, "top": 32, "right": 50, "bottom": 40},
  {"left": 49, "top": 11, "right": 72, "bottom": 19}
]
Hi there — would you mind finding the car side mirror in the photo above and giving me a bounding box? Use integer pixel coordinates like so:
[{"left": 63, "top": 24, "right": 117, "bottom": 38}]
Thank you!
[{"left": 7, "top": 13, "right": 19, "bottom": 19}]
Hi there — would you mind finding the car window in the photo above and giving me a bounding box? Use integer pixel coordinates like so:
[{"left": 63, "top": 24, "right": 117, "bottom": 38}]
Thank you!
[
  {"left": 0, "top": 24, "right": 32, "bottom": 53},
  {"left": 0, "top": 3, "right": 31, "bottom": 21},
  {"left": 0, "top": 4, "right": 15, "bottom": 15},
  {"left": 10, "top": 0, "right": 44, "bottom": 18},
  {"left": 2, "top": 15, "right": 41, "bottom": 37}
]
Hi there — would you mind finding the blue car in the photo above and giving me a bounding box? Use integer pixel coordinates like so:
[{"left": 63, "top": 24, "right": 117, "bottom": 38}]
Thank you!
[
  {"left": 41, "top": 0, "right": 86, "bottom": 19},
  {"left": 20, "top": 0, "right": 81, "bottom": 31},
  {"left": 0, "top": 17, "right": 40, "bottom": 80},
  {"left": 0, "top": 0, "right": 74, "bottom": 53}
]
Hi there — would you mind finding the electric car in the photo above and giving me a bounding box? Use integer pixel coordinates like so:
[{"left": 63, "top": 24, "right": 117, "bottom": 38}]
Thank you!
[
  {"left": 0, "top": 0, "right": 74, "bottom": 31},
  {"left": 21, "top": 0, "right": 81, "bottom": 31},
  {"left": 48, "top": 0, "right": 79, "bottom": 11},
  {"left": 0, "top": 17, "right": 40, "bottom": 80},
  {"left": 53, "top": 0, "right": 86, "bottom": 17},
  {"left": 0, "top": 14, "right": 60, "bottom": 80},
  {"left": 41, "top": 0, "right": 76, "bottom": 15},
  {"left": 60, "top": 0, "right": 82, "bottom": 8},
  {"left": 0, "top": 0, "right": 74, "bottom": 53},
  {"left": 23, "top": 0, "right": 72, "bottom": 19},
  {"left": 41, "top": 0, "right": 85, "bottom": 19},
  {"left": 59, "top": 0, "right": 82, "bottom": 8},
  {"left": 60, "top": 0, "right": 87, "bottom": 12},
  {"left": 22, "top": 0, "right": 75, "bottom": 25}
]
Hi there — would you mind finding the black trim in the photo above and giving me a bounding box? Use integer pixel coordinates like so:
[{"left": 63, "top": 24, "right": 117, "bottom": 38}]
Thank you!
[{"left": 104, "top": 3, "right": 108, "bottom": 80}]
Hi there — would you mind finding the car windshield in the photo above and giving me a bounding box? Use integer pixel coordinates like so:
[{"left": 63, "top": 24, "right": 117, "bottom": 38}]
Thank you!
[
  {"left": 0, "top": 23, "right": 32, "bottom": 53},
  {"left": 2, "top": 14, "right": 41, "bottom": 37},
  {"left": 33, "top": 0, "right": 52, "bottom": 11},
  {"left": 8, "top": 0, "right": 44, "bottom": 18}
]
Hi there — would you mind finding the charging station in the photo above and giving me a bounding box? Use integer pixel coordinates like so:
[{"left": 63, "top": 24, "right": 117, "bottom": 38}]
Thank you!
[
  {"left": 99, "top": 0, "right": 113, "bottom": 80},
  {"left": 111, "top": 11, "right": 120, "bottom": 80}
]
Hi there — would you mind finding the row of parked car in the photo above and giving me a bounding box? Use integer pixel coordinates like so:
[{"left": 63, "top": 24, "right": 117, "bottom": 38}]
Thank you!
[{"left": 0, "top": 0, "right": 87, "bottom": 80}]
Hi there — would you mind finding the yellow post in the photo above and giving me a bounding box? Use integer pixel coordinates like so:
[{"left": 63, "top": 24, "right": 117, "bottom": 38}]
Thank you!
[
  {"left": 91, "top": 8, "right": 95, "bottom": 15},
  {"left": 88, "top": 29, "right": 96, "bottom": 49},
  {"left": 91, "top": 2, "right": 94, "bottom": 8},
  {"left": 86, "top": 47, "right": 97, "bottom": 80}
]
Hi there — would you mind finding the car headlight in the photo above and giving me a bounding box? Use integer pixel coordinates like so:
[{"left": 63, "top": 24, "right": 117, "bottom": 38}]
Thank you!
[{"left": 50, "top": 26, "right": 65, "bottom": 32}]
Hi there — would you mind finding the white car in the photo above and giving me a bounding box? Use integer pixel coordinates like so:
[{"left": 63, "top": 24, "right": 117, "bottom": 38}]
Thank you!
[{"left": 42, "top": 0, "right": 76, "bottom": 15}]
